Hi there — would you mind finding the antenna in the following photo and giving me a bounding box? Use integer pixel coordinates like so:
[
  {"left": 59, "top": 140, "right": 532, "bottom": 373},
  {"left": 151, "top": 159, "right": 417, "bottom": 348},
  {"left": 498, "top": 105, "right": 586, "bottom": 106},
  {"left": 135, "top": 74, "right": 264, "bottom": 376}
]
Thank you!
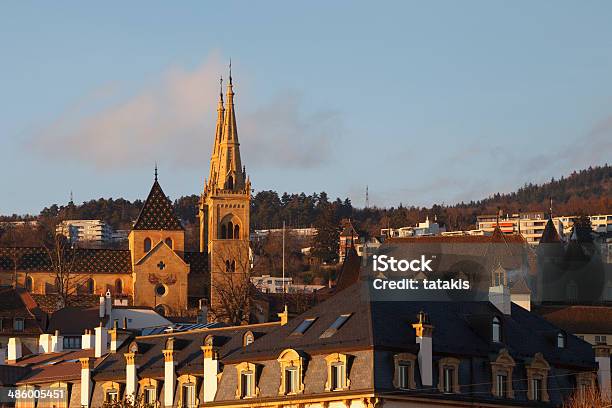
[
  {"left": 549, "top": 197, "right": 553, "bottom": 219},
  {"left": 154, "top": 163, "right": 158, "bottom": 182},
  {"left": 282, "top": 220, "right": 286, "bottom": 304},
  {"left": 365, "top": 185, "right": 369, "bottom": 209},
  {"left": 69, "top": 190, "right": 74, "bottom": 204}
]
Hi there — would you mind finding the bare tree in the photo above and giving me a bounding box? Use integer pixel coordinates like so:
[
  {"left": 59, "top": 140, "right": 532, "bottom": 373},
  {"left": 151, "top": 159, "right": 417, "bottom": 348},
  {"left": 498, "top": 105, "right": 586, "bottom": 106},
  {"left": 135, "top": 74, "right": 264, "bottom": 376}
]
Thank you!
[
  {"left": 563, "top": 386, "right": 610, "bottom": 408},
  {"left": 209, "top": 242, "right": 261, "bottom": 325}
]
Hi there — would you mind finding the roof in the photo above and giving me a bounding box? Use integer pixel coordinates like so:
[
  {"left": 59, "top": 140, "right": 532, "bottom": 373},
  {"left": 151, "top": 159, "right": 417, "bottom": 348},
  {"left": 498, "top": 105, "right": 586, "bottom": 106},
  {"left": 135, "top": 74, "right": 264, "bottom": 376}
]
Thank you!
[
  {"left": 0, "top": 247, "right": 131, "bottom": 274},
  {"left": 13, "top": 349, "right": 100, "bottom": 384},
  {"left": 0, "top": 287, "right": 45, "bottom": 335},
  {"left": 93, "top": 323, "right": 278, "bottom": 381},
  {"left": 340, "top": 219, "right": 358, "bottom": 237},
  {"left": 226, "top": 282, "right": 594, "bottom": 370},
  {"left": 47, "top": 307, "right": 102, "bottom": 336},
  {"left": 132, "top": 180, "right": 183, "bottom": 231},
  {"left": 540, "top": 219, "right": 561, "bottom": 243},
  {"left": 534, "top": 305, "right": 612, "bottom": 334}
]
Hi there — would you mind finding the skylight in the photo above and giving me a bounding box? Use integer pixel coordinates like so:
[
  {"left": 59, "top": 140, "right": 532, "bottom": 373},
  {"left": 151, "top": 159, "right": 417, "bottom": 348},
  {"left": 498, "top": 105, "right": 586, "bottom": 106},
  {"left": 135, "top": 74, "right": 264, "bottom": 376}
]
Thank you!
[
  {"left": 320, "top": 314, "right": 352, "bottom": 338},
  {"left": 291, "top": 318, "right": 316, "bottom": 336}
]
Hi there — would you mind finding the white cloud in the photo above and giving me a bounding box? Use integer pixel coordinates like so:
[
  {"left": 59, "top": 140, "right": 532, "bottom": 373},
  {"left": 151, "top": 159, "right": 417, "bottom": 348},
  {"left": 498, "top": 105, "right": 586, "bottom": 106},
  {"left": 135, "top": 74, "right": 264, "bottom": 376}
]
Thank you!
[{"left": 27, "top": 55, "right": 342, "bottom": 171}]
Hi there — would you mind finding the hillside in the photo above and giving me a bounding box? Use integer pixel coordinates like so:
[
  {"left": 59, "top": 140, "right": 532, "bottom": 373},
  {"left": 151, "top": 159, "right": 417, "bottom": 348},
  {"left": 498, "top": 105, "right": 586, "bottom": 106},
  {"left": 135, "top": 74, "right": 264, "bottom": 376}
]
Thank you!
[{"left": 1, "top": 165, "right": 610, "bottom": 236}]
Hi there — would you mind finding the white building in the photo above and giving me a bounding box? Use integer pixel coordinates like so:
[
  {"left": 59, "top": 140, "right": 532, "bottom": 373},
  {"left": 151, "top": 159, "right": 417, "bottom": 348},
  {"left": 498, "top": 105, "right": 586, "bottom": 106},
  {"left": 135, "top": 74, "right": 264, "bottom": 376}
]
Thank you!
[
  {"left": 251, "top": 275, "right": 324, "bottom": 294},
  {"left": 381, "top": 216, "right": 446, "bottom": 238},
  {"left": 56, "top": 219, "right": 113, "bottom": 244}
]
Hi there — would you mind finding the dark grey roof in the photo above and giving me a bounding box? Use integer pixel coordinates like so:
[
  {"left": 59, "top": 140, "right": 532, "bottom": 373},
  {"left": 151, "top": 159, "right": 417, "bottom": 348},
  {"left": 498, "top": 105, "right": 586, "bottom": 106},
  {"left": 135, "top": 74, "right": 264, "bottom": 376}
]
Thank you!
[{"left": 132, "top": 180, "right": 183, "bottom": 231}]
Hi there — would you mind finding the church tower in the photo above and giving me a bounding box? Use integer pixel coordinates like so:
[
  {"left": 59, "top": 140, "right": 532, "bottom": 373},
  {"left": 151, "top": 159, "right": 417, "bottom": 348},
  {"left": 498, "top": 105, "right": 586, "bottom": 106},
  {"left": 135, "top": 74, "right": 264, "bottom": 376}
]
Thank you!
[{"left": 199, "top": 72, "right": 251, "bottom": 318}]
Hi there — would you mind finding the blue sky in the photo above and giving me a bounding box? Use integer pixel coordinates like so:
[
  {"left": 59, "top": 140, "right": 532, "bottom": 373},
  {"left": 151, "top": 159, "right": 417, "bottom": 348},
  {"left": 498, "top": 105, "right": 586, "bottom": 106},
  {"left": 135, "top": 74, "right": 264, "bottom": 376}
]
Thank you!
[{"left": 1, "top": 1, "right": 611, "bottom": 215}]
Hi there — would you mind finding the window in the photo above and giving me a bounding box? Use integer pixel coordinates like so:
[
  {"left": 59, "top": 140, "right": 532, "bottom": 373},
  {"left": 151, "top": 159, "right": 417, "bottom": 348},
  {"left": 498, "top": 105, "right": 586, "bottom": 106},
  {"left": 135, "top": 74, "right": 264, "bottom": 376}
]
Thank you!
[
  {"left": 85, "top": 278, "right": 95, "bottom": 294},
  {"left": 398, "top": 362, "right": 411, "bottom": 389},
  {"left": 144, "top": 387, "right": 156, "bottom": 405},
  {"left": 221, "top": 224, "right": 227, "bottom": 239},
  {"left": 227, "top": 176, "right": 234, "bottom": 190},
  {"left": 234, "top": 224, "right": 240, "bottom": 239},
  {"left": 181, "top": 383, "right": 196, "bottom": 408},
  {"left": 63, "top": 336, "right": 81, "bottom": 349},
  {"left": 13, "top": 318, "right": 24, "bottom": 332},
  {"left": 115, "top": 279, "right": 123, "bottom": 295},
  {"left": 243, "top": 332, "right": 254, "bottom": 347},
  {"left": 331, "top": 362, "right": 345, "bottom": 391},
  {"left": 144, "top": 237, "right": 152, "bottom": 252},
  {"left": 320, "top": 314, "right": 352, "bottom": 338},
  {"left": 526, "top": 353, "right": 550, "bottom": 402},
  {"left": 292, "top": 318, "right": 316, "bottom": 336},
  {"left": 240, "top": 371, "right": 254, "bottom": 398},
  {"left": 106, "top": 389, "right": 119, "bottom": 403},
  {"left": 531, "top": 378, "right": 542, "bottom": 401},
  {"left": 437, "top": 357, "right": 460, "bottom": 394},
  {"left": 25, "top": 276, "right": 33, "bottom": 292},
  {"left": 443, "top": 367, "right": 454, "bottom": 393},
  {"left": 557, "top": 333, "right": 566, "bottom": 348},
  {"left": 284, "top": 367, "right": 298, "bottom": 394},
  {"left": 492, "top": 317, "right": 502, "bottom": 343},
  {"left": 496, "top": 374, "right": 508, "bottom": 397},
  {"left": 165, "top": 237, "right": 173, "bottom": 248},
  {"left": 155, "top": 284, "right": 166, "bottom": 297},
  {"left": 595, "top": 335, "right": 607, "bottom": 344}
]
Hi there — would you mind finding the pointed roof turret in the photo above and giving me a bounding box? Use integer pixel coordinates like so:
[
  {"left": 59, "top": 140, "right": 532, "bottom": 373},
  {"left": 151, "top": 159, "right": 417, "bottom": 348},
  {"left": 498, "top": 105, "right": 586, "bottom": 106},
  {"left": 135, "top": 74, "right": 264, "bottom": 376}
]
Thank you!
[
  {"left": 208, "top": 77, "right": 225, "bottom": 185},
  {"left": 540, "top": 218, "right": 561, "bottom": 244},
  {"left": 133, "top": 178, "right": 183, "bottom": 231}
]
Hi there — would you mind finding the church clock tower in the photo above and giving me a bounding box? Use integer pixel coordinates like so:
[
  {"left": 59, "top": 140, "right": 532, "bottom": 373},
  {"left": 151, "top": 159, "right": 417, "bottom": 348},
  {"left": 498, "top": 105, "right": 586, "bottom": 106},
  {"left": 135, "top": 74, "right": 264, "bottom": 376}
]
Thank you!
[{"left": 199, "top": 73, "right": 251, "bottom": 317}]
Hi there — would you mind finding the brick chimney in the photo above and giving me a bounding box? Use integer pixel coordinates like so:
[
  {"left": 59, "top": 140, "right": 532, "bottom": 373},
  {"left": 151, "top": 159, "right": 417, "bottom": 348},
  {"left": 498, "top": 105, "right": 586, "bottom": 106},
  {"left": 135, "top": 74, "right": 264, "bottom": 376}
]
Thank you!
[
  {"left": 94, "top": 324, "right": 108, "bottom": 358},
  {"left": 8, "top": 337, "right": 22, "bottom": 362},
  {"left": 201, "top": 343, "right": 219, "bottom": 402},
  {"left": 163, "top": 338, "right": 176, "bottom": 407},
  {"left": 82, "top": 329, "right": 94, "bottom": 350},
  {"left": 80, "top": 357, "right": 95, "bottom": 408},
  {"left": 51, "top": 330, "right": 63, "bottom": 353},
  {"left": 412, "top": 311, "right": 434, "bottom": 386}
]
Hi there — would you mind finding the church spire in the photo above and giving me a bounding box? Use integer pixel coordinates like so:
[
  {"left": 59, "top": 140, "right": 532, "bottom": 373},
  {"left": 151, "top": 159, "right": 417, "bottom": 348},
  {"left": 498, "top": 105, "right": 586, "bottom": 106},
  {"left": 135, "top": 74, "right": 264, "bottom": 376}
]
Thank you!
[{"left": 208, "top": 77, "right": 225, "bottom": 186}]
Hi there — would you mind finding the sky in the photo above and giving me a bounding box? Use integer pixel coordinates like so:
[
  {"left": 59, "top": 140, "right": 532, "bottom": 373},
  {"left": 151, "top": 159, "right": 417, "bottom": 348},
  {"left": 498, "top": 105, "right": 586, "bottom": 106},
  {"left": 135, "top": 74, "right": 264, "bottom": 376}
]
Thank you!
[{"left": 1, "top": 1, "right": 612, "bottom": 215}]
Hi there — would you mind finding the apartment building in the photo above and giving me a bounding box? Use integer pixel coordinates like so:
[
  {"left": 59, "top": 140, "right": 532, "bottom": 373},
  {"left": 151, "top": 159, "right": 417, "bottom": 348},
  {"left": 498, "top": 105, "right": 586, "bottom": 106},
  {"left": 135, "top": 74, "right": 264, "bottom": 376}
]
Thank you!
[
  {"left": 251, "top": 275, "right": 324, "bottom": 294},
  {"left": 554, "top": 214, "right": 612, "bottom": 236},
  {"left": 56, "top": 220, "right": 113, "bottom": 244},
  {"left": 478, "top": 212, "right": 560, "bottom": 245}
]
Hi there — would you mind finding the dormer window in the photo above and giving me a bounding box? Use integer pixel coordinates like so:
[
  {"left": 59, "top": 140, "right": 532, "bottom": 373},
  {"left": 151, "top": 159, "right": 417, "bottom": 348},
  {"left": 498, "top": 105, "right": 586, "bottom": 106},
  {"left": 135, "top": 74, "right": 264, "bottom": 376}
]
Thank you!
[
  {"left": 324, "top": 353, "right": 351, "bottom": 391},
  {"left": 320, "top": 314, "right": 351, "bottom": 339},
  {"left": 243, "top": 331, "right": 254, "bottom": 347},
  {"left": 393, "top": 353, "right": 417, "bottom": 390},
  {"left": 557, "top": 332, "right": 566, "bottom": 348},
  {"left": 277, "top": 349, "right": 305, "bottom": 395},
  {"left": 235, "top": 362, "right": 259, "bottom": 399},
  {"left": 492, "top": 317, "right": 502, "bottom": 343},
  {"left": 437, "top": 357, "right": 460, "bottom": 394}
]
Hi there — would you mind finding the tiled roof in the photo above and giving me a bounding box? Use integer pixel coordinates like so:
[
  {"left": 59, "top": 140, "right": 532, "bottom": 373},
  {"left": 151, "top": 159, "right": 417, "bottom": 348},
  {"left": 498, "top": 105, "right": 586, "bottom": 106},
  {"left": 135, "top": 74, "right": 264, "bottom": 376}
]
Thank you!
[
  {"left": 540, "top": 218, "right": 561, "bottom": 243},
  {"left": 534, "top": 305, "right": 612, "bottom": 334},
  {"left": 182, "top": 251, "right": 208, "bottom": 274},
  {"left": 0, "top": 247, "right": 131, "bottom": 274},
  {"left": 47, "top": 307, "right": 103, "bottom": 336},
  {"left": 14, "top": 349, "right": 100, "bottom": 384},
  {"left": 31, "top": 294, "right": 103, "bottom": 314},
  {"left": 132, "top": 181, "right": 183, "bottom": 231},
  {"left": 0, "top": 287, "right": 45, "bottom": 335}
]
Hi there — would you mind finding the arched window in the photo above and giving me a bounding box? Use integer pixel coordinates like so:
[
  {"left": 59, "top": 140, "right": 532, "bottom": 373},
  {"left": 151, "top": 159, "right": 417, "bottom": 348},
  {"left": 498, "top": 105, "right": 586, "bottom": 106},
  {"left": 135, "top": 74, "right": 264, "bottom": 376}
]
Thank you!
[
  {"left": 221, "top": 224, "right": 227, "bottom": 239},
  {"left": 234, "top": 224, "right": 240, "bottom": 240},
  {"left": 144, "top": 238, "right": 152, "bottom": 252},
  {"left": 227, "top": 176, "right": 234, "bottom": 190},
  {"left": 492, "top": 317, "right": 502, "bottom": 343},
  {"left": 115, "top": 279, "right": 123, "bottom": 294},
  {"left": 25, "top": 276, "right": 33, "bottom": 292},
  {"left": 165, "top": 238, "right": 173, "bottom": 249},
  {"left": 86, "top": 278, "right": 95, "bottom": 295},
  {"left": 228, "top": 222, "right": 234, "bottom": 239},
  {"left": 231, "top": 260, "right": 236, "bottom": 272},
  {"left": 225, "top": 260, "right": 231, "bottom": 273},
  {"left": 243, "top": 331, "right": 254, "bottom": 347}
]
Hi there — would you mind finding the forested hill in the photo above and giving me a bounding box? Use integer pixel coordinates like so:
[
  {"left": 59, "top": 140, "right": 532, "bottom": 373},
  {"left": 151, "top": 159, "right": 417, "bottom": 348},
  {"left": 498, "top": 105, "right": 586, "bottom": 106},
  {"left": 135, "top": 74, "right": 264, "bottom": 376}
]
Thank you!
[{"left": 1, "top": 165, "right": 610, "bottom": 234}]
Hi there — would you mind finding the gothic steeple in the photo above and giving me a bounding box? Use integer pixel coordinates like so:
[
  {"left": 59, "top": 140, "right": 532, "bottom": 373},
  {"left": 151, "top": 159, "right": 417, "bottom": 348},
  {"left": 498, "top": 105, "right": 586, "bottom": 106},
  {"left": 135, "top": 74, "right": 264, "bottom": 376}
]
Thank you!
[
  {"left": 208, "top": 77, "right": 225, "bottom": 186},
  {"left": 209, "top": 63, "right": 245, "bottom": 192}
]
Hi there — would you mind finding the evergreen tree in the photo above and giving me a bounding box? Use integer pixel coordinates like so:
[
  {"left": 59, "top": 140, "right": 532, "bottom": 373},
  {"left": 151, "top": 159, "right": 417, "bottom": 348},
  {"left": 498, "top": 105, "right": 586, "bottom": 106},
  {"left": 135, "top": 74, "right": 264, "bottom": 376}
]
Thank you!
[{"left": 312, "top": 204, "right": 339, "bottom": 264}]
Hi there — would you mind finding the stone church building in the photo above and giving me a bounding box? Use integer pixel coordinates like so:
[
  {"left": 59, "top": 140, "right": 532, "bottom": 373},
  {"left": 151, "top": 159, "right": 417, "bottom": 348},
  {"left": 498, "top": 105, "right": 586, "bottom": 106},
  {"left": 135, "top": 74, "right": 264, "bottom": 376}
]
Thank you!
[{"left": 0, "top": 74, "right": 252, "bottom": 319}]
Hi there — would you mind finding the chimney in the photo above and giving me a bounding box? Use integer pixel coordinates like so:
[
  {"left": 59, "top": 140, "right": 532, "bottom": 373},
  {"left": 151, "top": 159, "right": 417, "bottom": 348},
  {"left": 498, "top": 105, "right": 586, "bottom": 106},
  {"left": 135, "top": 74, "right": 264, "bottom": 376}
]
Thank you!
[
  {"left": 94, "top": 325, "right": 108, "bottom": 358},
  {"left": 38, "top": 333, "right": 53, "bottom": 354},
  {"left": 277, "top": 305, "right": 289, "bottom": 326},
  {"left": 105, "top": 290, "right": 112, "bottom": 318},
  {"left": 99, "top": 295, "right": 105, "bottom": 319},
  {"left": 197, "top": 299, "right": 208, "bottom": 324},
  {"left": 123, "top": 317, "right": 128, "bottom": 330},
  {"left": 51, "top": 330, "right": 64, "bottom": 353},
  {"left": 412, "top": 311, "right": 434, "bottom": 386},
  {"left": 8, "top": 337, "right": 22, "bottom": 362},
  {"left": 109, "top": 320, "right": 119, "bottom": 353},
  {"left": 80, "top": 357, "right": 95, "bottom": 408},
  {"left": 489, "top": 285, "right": 511, "bottom": 315},
  {"left": 201, "top": 343, "right": 219, "bottom": 402},
  {"left": 163, "top": 338, "right": 176, "bottom": 408},
  {"left": 595, "top": 345, "right": 611, "bottom": 400},
  {"left": 124, "top": 348, "right": 138, "bottom": 399},
  {"left": 82, "top": 329, "right": 94, "bottom": 350}
]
